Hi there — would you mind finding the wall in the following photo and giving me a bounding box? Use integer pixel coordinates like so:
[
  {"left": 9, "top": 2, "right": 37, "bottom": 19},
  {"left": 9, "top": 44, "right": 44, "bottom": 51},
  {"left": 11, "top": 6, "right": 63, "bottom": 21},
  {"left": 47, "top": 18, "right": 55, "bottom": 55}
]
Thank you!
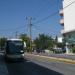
[{"left": 63, "top": 0, "right": 75, "bottom": 33}]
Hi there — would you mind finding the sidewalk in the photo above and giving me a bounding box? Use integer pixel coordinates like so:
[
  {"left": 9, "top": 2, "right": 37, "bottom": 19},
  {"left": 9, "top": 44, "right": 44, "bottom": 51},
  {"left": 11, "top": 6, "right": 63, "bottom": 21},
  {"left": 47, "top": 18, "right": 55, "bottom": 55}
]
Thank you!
[
  {"left": 32, "top": 52, "right": 75, "bottom": 60},
  {"left": 25, "top": 53, "right": 75, "bottom": 64},
  {"left": 0, "top": 53, "right": 8, "bottom": 75}
]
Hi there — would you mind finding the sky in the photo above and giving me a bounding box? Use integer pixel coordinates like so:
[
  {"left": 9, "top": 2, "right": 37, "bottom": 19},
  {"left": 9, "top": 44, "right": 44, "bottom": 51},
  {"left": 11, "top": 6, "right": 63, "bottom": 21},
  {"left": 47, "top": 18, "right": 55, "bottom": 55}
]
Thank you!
[{"left": 0, "top": 0, "right": 62, "bottom": 39}]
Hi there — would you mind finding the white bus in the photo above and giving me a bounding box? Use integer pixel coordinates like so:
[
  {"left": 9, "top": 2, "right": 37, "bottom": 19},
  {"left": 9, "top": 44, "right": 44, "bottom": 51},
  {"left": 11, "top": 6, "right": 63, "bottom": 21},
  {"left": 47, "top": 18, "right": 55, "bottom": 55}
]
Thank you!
[{"left": 5, "top": 38, "right": 26, "bottom": 61}]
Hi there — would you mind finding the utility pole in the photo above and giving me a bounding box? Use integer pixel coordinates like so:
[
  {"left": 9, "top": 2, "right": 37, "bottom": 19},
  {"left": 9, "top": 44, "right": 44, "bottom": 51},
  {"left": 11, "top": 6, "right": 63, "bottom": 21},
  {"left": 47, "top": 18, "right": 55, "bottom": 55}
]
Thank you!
[
  {"left": 26, "top": 17, "right": 33, "bottom": 53},
  {"left": 15, "top": 31, "right": 18, "bottom": 38}
]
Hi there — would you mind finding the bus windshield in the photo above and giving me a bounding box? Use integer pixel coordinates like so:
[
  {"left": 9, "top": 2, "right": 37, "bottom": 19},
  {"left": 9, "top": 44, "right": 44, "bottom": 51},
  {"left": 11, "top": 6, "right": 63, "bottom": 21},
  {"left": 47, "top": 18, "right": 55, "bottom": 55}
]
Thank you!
[{"left": 7, "top": 40, "right": 24, "bottom": 54}]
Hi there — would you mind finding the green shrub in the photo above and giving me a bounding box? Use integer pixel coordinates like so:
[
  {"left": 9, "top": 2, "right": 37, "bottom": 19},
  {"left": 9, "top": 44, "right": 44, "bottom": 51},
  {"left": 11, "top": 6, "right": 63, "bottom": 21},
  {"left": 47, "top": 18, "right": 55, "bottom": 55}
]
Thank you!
[{"left": 72, "top": 47, "right": 75, "bottom": 53}]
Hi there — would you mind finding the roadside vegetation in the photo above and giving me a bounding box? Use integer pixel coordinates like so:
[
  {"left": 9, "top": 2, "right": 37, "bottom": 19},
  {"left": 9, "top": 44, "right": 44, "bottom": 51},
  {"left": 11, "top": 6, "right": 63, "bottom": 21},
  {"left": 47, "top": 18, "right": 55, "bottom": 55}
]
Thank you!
[
  {"left": 19, "top": 34, "right": 65, "bottom": 53},
  {"left": 0, "top": 34, "right": 65, "bottom": 53}
]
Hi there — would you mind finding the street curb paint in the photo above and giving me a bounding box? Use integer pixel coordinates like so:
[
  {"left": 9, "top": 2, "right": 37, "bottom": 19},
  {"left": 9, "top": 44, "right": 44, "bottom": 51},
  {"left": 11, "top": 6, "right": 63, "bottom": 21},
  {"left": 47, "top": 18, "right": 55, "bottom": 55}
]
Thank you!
[{"left": 26, "top": 53, "right": 75, "bottom": 64}]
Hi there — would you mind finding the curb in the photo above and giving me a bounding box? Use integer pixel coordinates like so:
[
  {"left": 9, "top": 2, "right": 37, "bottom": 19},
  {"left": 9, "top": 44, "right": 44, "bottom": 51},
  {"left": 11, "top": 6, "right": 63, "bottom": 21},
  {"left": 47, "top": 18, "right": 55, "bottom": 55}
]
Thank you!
[{"left": 26, "top": 53, "right": 75, "bottom": 64}]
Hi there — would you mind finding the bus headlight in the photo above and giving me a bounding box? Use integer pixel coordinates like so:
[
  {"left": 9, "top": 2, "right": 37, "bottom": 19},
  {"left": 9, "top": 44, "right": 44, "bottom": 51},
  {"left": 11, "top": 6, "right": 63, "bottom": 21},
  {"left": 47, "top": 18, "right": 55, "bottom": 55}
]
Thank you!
[
  {"left": 20, "top": 50, "right": 24, "bottom": 53},
  {"left": 22, "top": 54, "right": 24, "bottom": 56}
]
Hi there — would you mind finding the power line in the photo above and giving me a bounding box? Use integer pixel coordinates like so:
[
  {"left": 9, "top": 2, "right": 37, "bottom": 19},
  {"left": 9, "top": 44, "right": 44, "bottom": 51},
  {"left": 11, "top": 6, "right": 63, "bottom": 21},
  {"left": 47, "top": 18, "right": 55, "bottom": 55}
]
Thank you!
[
  {"left": 34, "top": 0, "right": 60, "bottom": 17},
  {"left": 0, "top": 25, "right": 25, "bottom": 31},
  {"left": 64, "top": 0, "right": 75, "bottom": 9},
  {"left": 33, "top": 0, "right": 75, "bottom": 25},
  {"left": 33, "top": 23, "right": 60, "bottom": 36},
  {"left": 0, "top": 0, "right": 75, "bottom": 31},
  {"left": 34, "top": 11, "right": 58, "bottom": 24}
]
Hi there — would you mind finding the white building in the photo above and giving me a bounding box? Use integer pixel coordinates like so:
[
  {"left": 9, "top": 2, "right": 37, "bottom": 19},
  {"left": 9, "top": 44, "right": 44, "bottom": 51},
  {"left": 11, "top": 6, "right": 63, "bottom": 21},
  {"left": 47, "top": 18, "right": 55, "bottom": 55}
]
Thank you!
[
  {"left": 60, "top": 0, "right": 75, "bottom": 53},
  {"left": 57, "top": 37, "right": 63, "bottom": 43}
]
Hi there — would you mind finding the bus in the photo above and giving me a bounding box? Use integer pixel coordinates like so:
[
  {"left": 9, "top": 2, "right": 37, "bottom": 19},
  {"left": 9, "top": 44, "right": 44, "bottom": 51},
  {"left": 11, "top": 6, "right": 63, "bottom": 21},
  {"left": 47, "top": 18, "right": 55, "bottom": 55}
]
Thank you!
[{"left": 5, "top": 38, "right": 26, "bottom": 61}]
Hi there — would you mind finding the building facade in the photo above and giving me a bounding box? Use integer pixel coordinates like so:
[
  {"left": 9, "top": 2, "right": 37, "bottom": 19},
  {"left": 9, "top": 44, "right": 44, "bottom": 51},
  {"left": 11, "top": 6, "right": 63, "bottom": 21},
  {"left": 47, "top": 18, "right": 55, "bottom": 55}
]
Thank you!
[{"left": 60, "top": 0, "right": 75, "bottom": 53}]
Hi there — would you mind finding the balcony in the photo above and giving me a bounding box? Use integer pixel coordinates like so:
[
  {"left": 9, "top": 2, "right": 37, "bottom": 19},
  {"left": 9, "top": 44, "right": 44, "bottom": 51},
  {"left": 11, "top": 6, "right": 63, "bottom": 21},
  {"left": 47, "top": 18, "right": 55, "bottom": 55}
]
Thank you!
[
  {"left": 59, "top": 9, "right": 63, "bottom": 16},
  {"left": 61, "top": 29, "right": 65, "bottom": 34},
  {"left": 60, "top": 18, "right": 64, "bottom": 26}
]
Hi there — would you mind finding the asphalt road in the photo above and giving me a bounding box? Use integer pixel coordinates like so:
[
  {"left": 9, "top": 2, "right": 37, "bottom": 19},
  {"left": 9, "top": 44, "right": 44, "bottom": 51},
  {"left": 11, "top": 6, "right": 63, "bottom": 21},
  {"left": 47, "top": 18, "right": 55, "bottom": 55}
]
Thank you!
[
  {"left": 0, "top": 53, "right": 74, "bottom": 75},
  {"left": 24, "top": 54, "right": 75, "bottom": 75},
  {"left": 5, "top": 59, "right": 62, "bottom": 75}
]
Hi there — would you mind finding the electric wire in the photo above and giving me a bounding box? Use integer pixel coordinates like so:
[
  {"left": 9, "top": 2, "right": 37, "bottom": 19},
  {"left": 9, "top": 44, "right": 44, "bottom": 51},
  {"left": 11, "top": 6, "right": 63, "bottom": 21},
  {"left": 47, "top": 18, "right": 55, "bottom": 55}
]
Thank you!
[{"left": 0, "top": 0, "right": 75, "bottom": 31}]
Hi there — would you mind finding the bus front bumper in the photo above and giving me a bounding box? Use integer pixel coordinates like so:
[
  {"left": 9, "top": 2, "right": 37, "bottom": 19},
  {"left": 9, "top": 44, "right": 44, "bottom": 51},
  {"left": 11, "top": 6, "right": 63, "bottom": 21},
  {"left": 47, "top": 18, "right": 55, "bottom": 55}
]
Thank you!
[{"left": 5, "top": 54, "right": 25, "bottom": 61}]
